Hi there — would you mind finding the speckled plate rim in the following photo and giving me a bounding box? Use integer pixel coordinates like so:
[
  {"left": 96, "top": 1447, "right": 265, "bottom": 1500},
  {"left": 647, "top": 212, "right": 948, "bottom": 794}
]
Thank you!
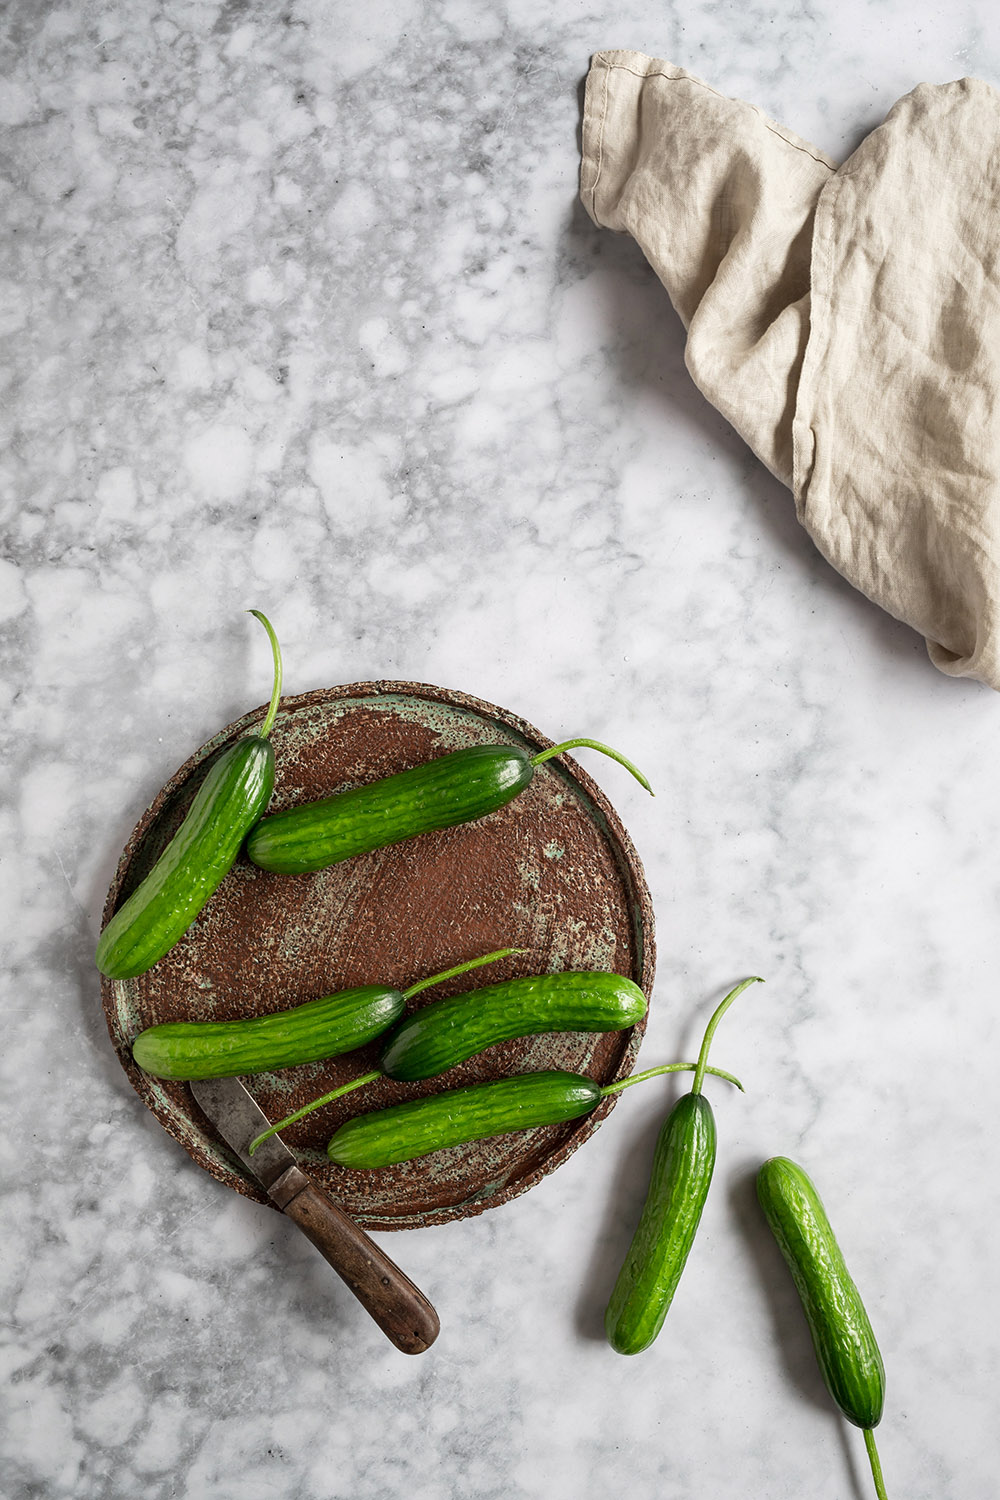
[{"left": 100, "top": 680, "right": 656, "bottom": 1230}]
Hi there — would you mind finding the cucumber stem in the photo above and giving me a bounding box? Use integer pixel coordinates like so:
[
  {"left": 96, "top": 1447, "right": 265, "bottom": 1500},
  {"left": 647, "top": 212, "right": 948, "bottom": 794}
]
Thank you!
[
  {"left": 402, "top": 947, "right": 524, "bottom": 1000},
  {"left": 691, "top": 976, "right": 762, "bottom": 1095},
  {"left": 600, "top": 1061, "right": 744, "bottom": 1097},
  {"left": 248, "top": 1070, "right": 381, "bottom": 1155},
  {"left": 863, "top": 1428, "right": 888, "bottom": 1500},
  {"left": 247, "top": 610, "right": 283, "bottom": 739},
  {"left": 529, "top": 738, "right": 653, "bottom": 795}
]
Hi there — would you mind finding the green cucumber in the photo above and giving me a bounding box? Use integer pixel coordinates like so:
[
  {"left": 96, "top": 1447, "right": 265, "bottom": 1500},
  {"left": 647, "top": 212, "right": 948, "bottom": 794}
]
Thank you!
[
  {"left": 605, "top": 1091, "right": 717, "bottom": 1353},
  {"left": 132, "top": 948, "right": 516, "bottom": 1082},
  {"left": 379, "top": 971, "right": 647, "bottom": 1081},
  {"left": 133, "top": 985, "right": 405, "bottom": 1080},
  {"left": 309, "top": 1059, "right": 744, "bottom": 1170},
  {"left": 604, "top": 977, "right": 761, "bottom": 1355},
  {"left": 328, "top": 1070, "right": 603, "bottom": 1169},
  {"left": 96, "top": 611, "right": 283, "bottom": 981},
  {"left": 756, "top": 1157, "right": 887, "bottom": 1493},
  {"left": 246, "top": 736, "right": 651, "bottom": 874}
]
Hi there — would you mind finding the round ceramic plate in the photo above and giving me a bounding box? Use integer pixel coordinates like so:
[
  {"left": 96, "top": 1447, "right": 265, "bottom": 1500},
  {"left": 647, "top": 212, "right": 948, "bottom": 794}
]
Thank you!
[{"left": 101, "top": 681, "right": 655, "bottom": 1230}]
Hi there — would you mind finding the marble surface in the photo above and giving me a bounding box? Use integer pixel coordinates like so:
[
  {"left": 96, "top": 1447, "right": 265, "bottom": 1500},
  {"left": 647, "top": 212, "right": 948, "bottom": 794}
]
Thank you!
[{"left": 3, "top": 2, "right": 1000, "bottom": 1496}]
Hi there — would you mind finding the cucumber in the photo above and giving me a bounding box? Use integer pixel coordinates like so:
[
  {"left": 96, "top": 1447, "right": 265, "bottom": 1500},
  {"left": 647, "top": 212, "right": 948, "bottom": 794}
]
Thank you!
[
  {"left": 756, "top": 1157, "right": 886, "bottom": 1431},
  {"left": 379, "top": 971, "right": 647, "bottom": 1081},
  {"left": 313, "top": 1057, "right": 745, "bottom": 1171},
  {"left": 246, "top": 736, "right": 651, "bottom": 874},
  {"left": 133, "top": 985, "right": 406, "bottom": 1080},
  {"left": 96, "top": 611, "right": 283, "bottom": 981},
  {"left": 132, "top": 949, "right": 517, "bottom": 1083},
  {"left": 604, "top": 977, "right": 761, "bottom": 1354},
  {"left": 605, "top": 1091, "right": 717, "bottom": 1353},
  {"left": 326, "top": 1070, "right": 603, "bottom": 1169}
]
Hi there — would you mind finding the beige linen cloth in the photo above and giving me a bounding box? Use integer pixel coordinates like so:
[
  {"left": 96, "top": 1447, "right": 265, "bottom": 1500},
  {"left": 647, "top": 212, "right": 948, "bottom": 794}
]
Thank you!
[{"left": 581, "top": 51, "right": 1000, "bottom": 690}]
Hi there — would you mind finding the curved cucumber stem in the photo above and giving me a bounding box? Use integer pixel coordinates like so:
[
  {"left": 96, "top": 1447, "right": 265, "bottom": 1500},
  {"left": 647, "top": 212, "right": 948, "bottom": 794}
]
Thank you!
[
  {"left": 691, "top": 976, "right": 762, "bottom": 1095},
  {"left": 402, "top": 947, "right": 524, "bottom": 1000},
  {"left": 529, "top": 738, "right": 653, "bottom": 796},
  {"left": 247, "top": 610, "right": 283, "bottom": 739},
  {"left": 863, "top": 1429, "right": 888, "bottom": 1500},
  {"left": 248, "top": 1070, "right": 381, "bottom": 1155},
  {"left": 600, "top": 1061, "right": 744, "bottom": 1097}
]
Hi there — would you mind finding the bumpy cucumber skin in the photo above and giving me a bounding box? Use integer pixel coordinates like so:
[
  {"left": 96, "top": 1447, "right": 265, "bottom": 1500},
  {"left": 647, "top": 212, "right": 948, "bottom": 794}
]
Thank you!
[
  {"left": 97, "top": 738, "right": 275, "bottom": 981},
  {"left": 246, "top": 743, "right": 535, "bottom": 874},
  {"left": 327, "top": 1069, "right": 603, "bottom": 1169},
  {"left": 132, "top": 985, "right": 405, "bottom": 1080},
  {"left": 380, "top": 972, "right": 647, "bottom": 1081},
  {"left": 757, "top": 1156, "right": 885, "bottom": 1429},
  {"left": 605, "top": 1092, "right": 717, "bottom": 1355}
]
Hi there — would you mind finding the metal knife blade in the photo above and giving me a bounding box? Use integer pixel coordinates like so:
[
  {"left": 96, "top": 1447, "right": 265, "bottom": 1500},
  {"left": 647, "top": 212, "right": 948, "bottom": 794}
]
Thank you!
[
  {"left": 189, "top": 1075, "right": 305, "bottom": 1191},
  {"left": 189, "top": 1076, "right": 440, "bottom": 1355}
]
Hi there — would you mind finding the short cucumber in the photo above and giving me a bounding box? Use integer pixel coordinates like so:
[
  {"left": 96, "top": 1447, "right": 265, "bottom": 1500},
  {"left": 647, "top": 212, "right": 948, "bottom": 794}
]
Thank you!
[
  {"left": 312, "top": 1058, "right": 745, "bottom": 1171},
  {"left": 133, "top": 985, "right": 406, "bottom": 1080},
  {"left": 379, "top": 971, "right": 647, "bottom": 1081},
  {"left": 327, "top": 1070, "right": 603, "bottom": 1169},
  {"left": 605, "top": 1091, "right": 717, "bottom": 1353},
  {"left": 605, "top": 977, "right": 761, "bottom": 1355},
  {"left": 246, "top": 736, "right": 651, "bottom": 874},
  {"left": 756, "top": 1157, "right": 886, "bottom": 1432},
  {"left": 132, "top": 949, "right": 516, "bottom": 1083},
  {"left": 96, "top": 611, "right": 283, "bottom": 981}
]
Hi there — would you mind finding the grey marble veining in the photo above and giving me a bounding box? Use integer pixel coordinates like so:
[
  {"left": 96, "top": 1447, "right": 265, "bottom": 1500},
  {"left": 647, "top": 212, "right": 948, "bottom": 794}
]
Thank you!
[{"left": 3, "top": 2, "right": 1000, "bottom": 1497}]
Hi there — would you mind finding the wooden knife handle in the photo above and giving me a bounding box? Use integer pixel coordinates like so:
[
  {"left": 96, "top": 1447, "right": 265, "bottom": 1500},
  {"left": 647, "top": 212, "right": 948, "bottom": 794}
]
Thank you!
[{"left": 268, "top": 1164, "right": 439, "bottom": 1354}]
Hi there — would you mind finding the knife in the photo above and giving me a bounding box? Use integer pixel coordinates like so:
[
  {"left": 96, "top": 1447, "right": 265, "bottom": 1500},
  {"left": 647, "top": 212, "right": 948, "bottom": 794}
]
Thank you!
[{"left": 189, "top": 1076, "right": 440, "bottom": 1355}]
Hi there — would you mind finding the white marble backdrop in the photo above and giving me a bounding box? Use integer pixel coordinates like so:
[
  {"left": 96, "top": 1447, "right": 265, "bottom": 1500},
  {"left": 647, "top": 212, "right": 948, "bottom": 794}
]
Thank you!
[{"left": 3, "top": 2, "right": 999, "bottom": 1497}]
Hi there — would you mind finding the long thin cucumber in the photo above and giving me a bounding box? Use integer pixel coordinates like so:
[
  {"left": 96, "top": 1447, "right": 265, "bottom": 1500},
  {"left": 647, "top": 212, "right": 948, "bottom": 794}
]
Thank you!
[
  {"left": 327, "top": 1070, "right": 603, "bottom": 1168},
  {"left": 133, "top": 985, "right": 404, "bottom": 1081},
  {"left": 379, "top": 971, "right": 647, "bottom": 1081},
  {"left": 246, "top": 736, "right": 651, "bottom": 874},
  {"left": 131, "top": 948, "right": 517, "bottom": 1081},
  {"left": 286, "top": 1059, "right": 745, "bottom": 1169},
  {"left": 96, "top": 611, "right": 283, "bottom": 980},
  {"left": 604, "top": 977, "right": 761, "bottom": 1354}
]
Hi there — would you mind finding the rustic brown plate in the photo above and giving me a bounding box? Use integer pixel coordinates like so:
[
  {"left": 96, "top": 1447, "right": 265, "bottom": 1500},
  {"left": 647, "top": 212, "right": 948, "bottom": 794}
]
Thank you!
[{"left": 101, "top": 681, "right": 655, "bottom": 1230}]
